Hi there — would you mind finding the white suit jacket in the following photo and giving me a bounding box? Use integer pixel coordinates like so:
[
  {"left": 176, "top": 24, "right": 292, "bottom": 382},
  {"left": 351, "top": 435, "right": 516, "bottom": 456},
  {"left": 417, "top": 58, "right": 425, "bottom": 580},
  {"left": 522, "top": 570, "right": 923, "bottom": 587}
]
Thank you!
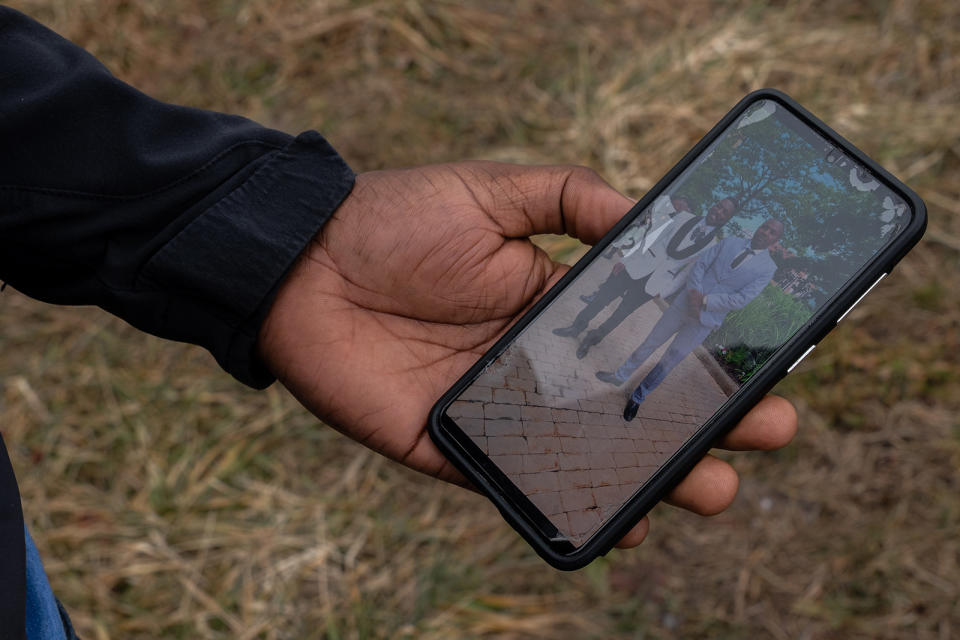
[
  {"left": 621, "top": 197, "right": 721, "bottom": 298},
  {"left": 620, "top": 196, "right": 693, "bottom": 281}
]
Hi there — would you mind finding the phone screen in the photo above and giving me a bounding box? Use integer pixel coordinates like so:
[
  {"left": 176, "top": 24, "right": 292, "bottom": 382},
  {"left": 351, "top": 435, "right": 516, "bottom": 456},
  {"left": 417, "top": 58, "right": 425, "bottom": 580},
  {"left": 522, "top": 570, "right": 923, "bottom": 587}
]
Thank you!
[{"left": 443, "top": 98, "right": 912, "bottom": 547}]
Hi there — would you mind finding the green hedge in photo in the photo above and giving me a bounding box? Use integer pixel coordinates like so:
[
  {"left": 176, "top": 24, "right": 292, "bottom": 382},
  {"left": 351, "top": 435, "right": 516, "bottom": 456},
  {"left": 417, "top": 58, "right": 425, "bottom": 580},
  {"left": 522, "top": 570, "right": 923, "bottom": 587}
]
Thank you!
[{"left": 708, "top": 284, "right": 813, "bottom": 382}]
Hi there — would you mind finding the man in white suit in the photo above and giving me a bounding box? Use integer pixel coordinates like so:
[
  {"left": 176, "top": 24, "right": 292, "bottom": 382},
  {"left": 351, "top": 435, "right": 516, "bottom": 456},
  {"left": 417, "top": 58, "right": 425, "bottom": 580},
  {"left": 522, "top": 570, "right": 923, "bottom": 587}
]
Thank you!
[
  {"left": 554, "top": 195, "right": 739, "bottom": 360},
  {"left": 596, "top": 218, "right": 785, "bottom": 421},
  {"left": 593, "top": 195, "right": 694, "bottom": 262}
]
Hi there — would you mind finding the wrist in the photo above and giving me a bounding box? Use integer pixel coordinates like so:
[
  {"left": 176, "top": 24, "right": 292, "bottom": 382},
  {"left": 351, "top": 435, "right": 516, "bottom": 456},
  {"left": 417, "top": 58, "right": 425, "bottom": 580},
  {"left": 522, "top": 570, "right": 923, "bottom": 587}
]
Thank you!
[{"left": 256, "top": 179, "right": 366, "bottom": 378}]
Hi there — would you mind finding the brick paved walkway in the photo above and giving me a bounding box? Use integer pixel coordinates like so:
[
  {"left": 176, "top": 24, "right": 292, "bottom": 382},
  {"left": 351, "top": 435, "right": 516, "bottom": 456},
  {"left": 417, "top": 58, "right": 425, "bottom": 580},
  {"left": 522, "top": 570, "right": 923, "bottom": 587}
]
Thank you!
[{"left": 447, "top": 255, "right": 731, "bottom": 546}]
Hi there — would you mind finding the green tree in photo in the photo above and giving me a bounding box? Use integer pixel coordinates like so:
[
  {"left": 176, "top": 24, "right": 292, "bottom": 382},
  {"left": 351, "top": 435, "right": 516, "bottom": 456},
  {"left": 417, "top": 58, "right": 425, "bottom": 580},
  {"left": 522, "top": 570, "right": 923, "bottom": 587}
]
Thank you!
[{"left": 673, "top": 100, "right": 898, "bottom": 301}]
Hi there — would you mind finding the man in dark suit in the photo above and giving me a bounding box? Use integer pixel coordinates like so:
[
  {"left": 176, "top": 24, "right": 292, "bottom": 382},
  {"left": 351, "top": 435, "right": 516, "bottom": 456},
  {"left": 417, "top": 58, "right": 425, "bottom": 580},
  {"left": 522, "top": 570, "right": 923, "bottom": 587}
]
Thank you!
[{"left": 597, "top": 218, "right": 785, "bottom": 421}]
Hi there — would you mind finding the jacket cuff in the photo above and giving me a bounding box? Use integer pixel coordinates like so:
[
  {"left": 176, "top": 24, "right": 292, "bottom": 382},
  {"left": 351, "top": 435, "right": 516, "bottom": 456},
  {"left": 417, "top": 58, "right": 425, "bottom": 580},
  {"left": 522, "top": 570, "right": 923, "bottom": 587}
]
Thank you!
[
  {"left": 702, "top": 293, "right": 713, "bottom": 312},
  {"left": 140, "top": 131, "right": 355, "bottom": 388}
]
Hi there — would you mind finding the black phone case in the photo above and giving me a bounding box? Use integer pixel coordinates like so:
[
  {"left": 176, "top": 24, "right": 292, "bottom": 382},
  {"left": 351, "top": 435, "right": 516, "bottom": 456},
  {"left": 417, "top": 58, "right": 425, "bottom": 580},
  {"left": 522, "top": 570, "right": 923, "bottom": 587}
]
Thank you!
[{"left": 427, "top": 88, "right": 927, "bottom": 571}]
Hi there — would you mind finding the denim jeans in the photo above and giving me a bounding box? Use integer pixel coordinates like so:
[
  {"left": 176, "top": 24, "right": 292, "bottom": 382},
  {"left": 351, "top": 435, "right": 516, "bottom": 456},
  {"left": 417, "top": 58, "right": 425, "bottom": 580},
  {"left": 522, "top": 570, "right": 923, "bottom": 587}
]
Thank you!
[{"left": 24, "top": 525, "right": 76, "bottom": 640}]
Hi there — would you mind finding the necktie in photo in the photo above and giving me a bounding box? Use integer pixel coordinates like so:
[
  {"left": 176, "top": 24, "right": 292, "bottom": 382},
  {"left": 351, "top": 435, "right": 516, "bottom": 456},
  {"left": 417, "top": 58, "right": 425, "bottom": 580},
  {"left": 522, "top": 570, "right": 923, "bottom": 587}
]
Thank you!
[{"left": 730, "top": 248, "right": 755, "bottom": 269}]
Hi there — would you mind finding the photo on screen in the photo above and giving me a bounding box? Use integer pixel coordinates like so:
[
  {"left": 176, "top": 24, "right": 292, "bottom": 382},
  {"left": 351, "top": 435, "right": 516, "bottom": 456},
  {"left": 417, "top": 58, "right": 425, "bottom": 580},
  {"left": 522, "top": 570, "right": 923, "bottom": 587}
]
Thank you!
[{"left": 444, "top": 99, "right": 910, "bottom": 546}]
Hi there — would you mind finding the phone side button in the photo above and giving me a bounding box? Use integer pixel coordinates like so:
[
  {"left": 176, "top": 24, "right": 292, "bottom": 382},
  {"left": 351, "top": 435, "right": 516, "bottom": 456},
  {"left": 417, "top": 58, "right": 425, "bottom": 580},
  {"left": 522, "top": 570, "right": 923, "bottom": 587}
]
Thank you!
[
  {"left": 836, "top": 273, "right": 887, "bottom": 324},
  {"left": 787, "top": 345, "right": 816, "bottom": 373}
]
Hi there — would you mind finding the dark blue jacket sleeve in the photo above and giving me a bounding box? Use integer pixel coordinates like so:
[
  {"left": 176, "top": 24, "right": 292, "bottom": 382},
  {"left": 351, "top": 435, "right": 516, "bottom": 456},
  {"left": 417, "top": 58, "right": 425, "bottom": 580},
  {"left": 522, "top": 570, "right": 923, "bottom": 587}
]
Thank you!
[{"left": 0, "top": 6, "right": 355, "bottom": 388}]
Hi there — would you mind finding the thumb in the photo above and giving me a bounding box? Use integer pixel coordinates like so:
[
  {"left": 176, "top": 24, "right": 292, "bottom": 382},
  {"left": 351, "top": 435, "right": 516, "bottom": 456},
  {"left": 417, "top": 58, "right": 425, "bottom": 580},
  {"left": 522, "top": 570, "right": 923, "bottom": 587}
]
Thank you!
[{"left": 455, "top": 161, "right": 636, "bottom": 245}]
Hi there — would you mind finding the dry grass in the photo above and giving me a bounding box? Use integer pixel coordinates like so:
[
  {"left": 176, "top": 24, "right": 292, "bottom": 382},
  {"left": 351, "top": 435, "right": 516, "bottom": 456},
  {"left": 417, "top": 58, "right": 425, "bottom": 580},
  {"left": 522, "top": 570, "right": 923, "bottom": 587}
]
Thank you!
[{"left": 2, "top": 0, "right": 959, "bottom": 638}]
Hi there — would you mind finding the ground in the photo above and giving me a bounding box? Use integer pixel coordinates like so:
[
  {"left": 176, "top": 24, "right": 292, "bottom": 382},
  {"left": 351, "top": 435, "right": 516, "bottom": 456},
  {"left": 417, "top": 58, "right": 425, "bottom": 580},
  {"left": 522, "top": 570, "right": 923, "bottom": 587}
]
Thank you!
[{"left": 2, "top": 1, "right": 959, "bottom": 638}]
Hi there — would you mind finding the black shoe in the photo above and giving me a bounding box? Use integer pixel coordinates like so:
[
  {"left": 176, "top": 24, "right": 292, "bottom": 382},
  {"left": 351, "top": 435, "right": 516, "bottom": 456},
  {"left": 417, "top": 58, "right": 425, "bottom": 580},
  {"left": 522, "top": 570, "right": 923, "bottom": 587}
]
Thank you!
[
  {"left": 552, "top": 325, "right": 581, "bottom": 338},
  {"left": 595, "top": 371, "right": 623, "bottom": 386},
  {"left": 580, "top": 293, "right": 597, "bottom": 304},
  {"left": 576, "top": 331, "right": 604, "bottom": 360},
  {"left": 623, "top": 398, "right": 640, "bottom": 421}
]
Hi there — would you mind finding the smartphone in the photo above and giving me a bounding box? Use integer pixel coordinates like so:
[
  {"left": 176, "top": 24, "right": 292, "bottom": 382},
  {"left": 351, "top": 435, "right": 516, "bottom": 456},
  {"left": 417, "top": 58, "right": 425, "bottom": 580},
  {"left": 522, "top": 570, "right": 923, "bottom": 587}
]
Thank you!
[{"left": 427, "top": 89, "right": 926, "bottom": 570}]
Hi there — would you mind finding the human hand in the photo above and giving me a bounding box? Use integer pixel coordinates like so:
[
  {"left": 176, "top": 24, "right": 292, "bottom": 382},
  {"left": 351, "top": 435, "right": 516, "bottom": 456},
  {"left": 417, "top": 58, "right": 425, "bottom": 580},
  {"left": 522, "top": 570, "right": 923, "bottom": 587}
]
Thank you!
[
  {"left": 258, "top": 162, "right": 798, "bottom": 549},
  {"left": 687, "top": 289, "right": 704, "bottom": 310}
]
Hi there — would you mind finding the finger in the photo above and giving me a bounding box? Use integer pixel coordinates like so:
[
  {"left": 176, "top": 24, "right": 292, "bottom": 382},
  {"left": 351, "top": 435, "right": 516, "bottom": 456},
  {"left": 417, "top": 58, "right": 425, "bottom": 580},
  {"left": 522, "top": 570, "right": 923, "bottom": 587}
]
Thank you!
[
  {"left": 614, "top": 516, "right": 650, "bottom": 549},
  {"left": 457, "top": 161, "right": 635, "bottom": 245},
  {"left": 717, "top": 394, "right": 798, "bottom": 451},
  {"left": 663, "top": 454, "right": 740, "bottom": 516}
]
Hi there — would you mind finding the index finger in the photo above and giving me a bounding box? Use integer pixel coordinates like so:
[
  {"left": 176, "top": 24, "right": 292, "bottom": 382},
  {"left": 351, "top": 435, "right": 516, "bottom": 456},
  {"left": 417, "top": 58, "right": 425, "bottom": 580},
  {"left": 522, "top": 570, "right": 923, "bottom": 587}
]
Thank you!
[{"left": 717, "top": 394, "right": 798, "bottom": 451}]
